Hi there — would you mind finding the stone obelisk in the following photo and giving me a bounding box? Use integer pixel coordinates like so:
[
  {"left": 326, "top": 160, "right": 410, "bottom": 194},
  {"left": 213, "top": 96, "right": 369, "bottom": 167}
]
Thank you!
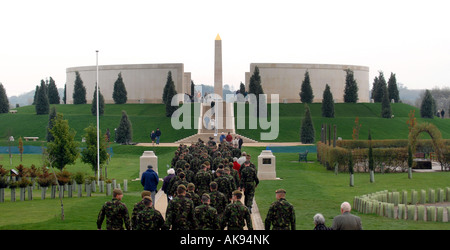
[{"left": 214, "top": 34, "right": 223, "bottom": 97}]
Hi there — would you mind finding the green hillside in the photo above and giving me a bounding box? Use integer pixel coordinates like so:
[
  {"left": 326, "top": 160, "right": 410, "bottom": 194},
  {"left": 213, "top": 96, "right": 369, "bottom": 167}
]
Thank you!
[
  {"left": 0, "top": 104, "right": 198, "bottom": 144},
  {"left": 1, "top": 102, "right": 449, "bottom": 144},
  {"left": 235, "top": 102, "right": 450, "bottom": 142}
]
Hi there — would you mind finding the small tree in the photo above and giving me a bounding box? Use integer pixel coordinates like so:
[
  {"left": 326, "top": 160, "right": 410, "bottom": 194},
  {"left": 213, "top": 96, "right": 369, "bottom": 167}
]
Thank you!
[
  {"left": 239, "top": 82, "right": 246, "bottom": 95},
  {"left": 420, "top": 89, "right": 434, "bottom": 118},
  {"left": 112, "top": 72, "right": 127, "bottom": 104},
  {"left": 91, "top": 84, "right": 105, "bottom": 116},
  {"left": 35, "top": 80, "right": 50, "bottom": 115},
  {"left": 368, "top": 130, "right": 375, "bottom": 183},
  {"left": 343, "top": 69, "right": 359, "bottom": 103},
  {"left": 0, "top": 83, "right": 10, "bottom": 114},
  {"left": 116, "top": 111, "right": 133, "bottom": 144},
  {"left": 81, "top": 125, "right": 108, "bottom": 178},
  {"left": 321, "top": 84, "right": 334, "bottom": 118},
  {"left": 352, "top": 117, "right": 362, "bottom": 140},
  {"left": 73, "top": 71, "right": 87, "bottom": 104},
  {"left": 371, "top": 71, "right": 387, "bottom": 103},
  {"left": 46, "top": 106, "right": 57, "bottom": 142},
  {"left": 406, "top": 110, "right": 417, "bottom": 134},
  {"left": 18, "top": 137, "right": 24, "bottom": 162},
  {"left": 299, "top": 70, "right": 314, "bottom": 103},
  {"left": 407, "top": 144, "right": 413, "bottom": 179},
  {"left": 46, "top": 113, "right": 79, "bottom": 171},
  {"left": 381, "top": 85, "right": 392, "bottom": 118},
  {"left": 300, "top": 104, "right": 315, "bottom": 144},
  {"left": 348, "top": 152, "right": 354, "bottom": 187},
  {"left": 47, "top": 77, "right": 60, "bottom": 104},
  {"left": 387, "top": 72, "right": 400, "bottom": 103}
]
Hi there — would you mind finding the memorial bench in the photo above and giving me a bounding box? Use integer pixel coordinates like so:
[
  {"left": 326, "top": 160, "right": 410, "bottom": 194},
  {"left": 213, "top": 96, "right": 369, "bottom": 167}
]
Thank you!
[
  {"left": 9, "top": 110, "right": 17, "bottom": 114},
  {"left": 24, "top": 137, "right": 39, "bottom": 141},
  {"left": 298, "top": 150, "right": 308, "bottom": 162}
]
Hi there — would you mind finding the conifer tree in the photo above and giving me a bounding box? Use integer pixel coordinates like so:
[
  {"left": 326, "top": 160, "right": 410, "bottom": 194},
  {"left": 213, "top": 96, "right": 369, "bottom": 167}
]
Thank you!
[
  {"left": 32, "top": 85, "right": 39, "bottom": 105},
  {"left": 381, "top": 85, "right": 392, "bottom": 118},
  {"left": 239, "top": 82, "right": 246, "bottom": 95},
  {"left": 116, "top": 110, "right": 133, "bottom": 144},
  {"left": 162, "top": 71, "right": 174, "bottom": 105},
  {"left": 249, "top": 66, "right": 266, "bottom": 117},
  {"left": 0, "top": 83, "right": 9, "bottom": 114},
  {"left": 371, "top": 71, "right": 387, "bottom": 103},
  {"left": 91, "top": 83, "right": 105, "bottom": 116},
  {"left": 46, "top": 106, "right": 57, "bottom": 142},
  {"left": 321, "top": 84, "right": 334, "bottom": 118},
  {"left": 112, "top": 72, "right": 127, "bottom": 104},
  {"left": 62, "top": 84, "right": 66, "bottom": 104},
  {"left": 165, "top": 77, "right": 178, "bottom": 117},
  {"left": 73, "top": 71, "right": 86, "bottom": 104},
  {"left": 300, "top": 104, "right": 315, "bottom": 144},
  {"left": 35, "top": 80, "right": 50, "bottom": 115},
  {"left": 299, "top": 70, "right": 314, "bottom": 103},
  {"left": 420, "top": 89, "right": 434, "bottom": 118},
  {"left": 343, "top": 69, "right": 359, "bottom": 103},
  {"left": 387, "top": 72, "right": 400, "bottom": 103},
  {"left": 47, "top": 77, "right": 60, "bottom": 104}
]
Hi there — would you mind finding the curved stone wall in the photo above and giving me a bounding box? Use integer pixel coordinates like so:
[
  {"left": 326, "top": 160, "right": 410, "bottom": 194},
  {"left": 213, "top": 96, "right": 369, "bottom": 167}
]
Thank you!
[
  {"left": 245, "top": 63, "right": 370, "bottom": 103},
  {"left": 65, "top": 64, "right": 190, "bottom": 104}
]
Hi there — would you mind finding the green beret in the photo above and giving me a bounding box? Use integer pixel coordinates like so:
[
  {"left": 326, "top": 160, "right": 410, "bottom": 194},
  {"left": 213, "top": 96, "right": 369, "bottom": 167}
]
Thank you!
[{"left": 275, "top": 189, "right": 286, "bottom": 194}]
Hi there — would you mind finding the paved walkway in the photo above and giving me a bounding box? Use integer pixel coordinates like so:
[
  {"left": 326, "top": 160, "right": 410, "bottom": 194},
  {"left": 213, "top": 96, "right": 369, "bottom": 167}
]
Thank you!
[
  {"left": 154, "top": 188, "right": 264, "bottom": 230},
  {"left": 136, "top": 142, "right": 308, "bottom": 147}
]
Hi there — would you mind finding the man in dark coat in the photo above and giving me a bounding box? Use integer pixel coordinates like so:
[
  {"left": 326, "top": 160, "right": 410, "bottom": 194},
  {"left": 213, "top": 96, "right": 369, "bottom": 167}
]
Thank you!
[{"left": 141, "top": 165, "right": 159, "bottom": 207}]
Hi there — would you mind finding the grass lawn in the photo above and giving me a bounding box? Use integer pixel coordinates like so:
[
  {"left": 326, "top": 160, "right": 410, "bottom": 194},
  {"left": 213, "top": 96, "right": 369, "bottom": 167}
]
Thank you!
[
  {"left": 235, "top": 103, "right": 450, "bottom": 142},
  {"left": 1, "top": 145, "right": 449, "bottom": 230}
]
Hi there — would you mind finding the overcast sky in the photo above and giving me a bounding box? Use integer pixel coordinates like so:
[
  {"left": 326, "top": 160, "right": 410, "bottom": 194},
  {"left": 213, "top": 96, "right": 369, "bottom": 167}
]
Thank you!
[{"left": 1, "top": 0, "right": 449, "bottom": 96}]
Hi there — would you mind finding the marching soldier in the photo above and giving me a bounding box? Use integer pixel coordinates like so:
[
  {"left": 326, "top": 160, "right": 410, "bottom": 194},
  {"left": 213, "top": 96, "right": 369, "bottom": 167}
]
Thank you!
[
  {"left": 135, "top": 196, "right": 165, "bottom": 230},
  {"left": 264, "top": 189, "right": 296, "bottom": 230},
  {"left": 164, "top": 184, "right": 197, "bottom": 230},
  {"left": 97, "top": 188, "right": 130, "bottom": 230},
  {"left": 222, "top": 190, "right": 253, "bottom": 230},
  {"left": 239, "top": 160, "right": 259, "bottom": 212},
  {"left": 194, "top": 194, "right": 220, "bottom": 230},
  {"left": 130, "top": 190, "right": 152, "bottom": 230}
]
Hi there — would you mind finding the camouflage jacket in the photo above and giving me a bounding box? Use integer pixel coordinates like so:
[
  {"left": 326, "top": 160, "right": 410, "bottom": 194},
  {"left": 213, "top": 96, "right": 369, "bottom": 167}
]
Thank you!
[
  {"left": 186, "top": 190, "right": 202, "bottom": 207},
  {"left": 131, "top": 200, "right": 146, "bottom": 230},
  {"left": 194, "top": 170, "right": 212, "bottom": 194},
  {"left": 165, "top": 195, "right": 197, "bottom": 230},
  {"left": 208, "top": 190, "right": 228, "bottom": 215},
  {"left": 240, "top": 165, "right": 259, "bottom": 187},
  {"left": 264, "top": 198, "right": 296, "bottom": 230},
  {"left": 194, "top": 204, "right": 220, "bottom": 230},
  {"left": 135, "top": 207, "right": 165, "bottom": 230},
  {"left": 214, "top": 176, "right": 234, "bottom": 199},
  {"left": 222, "top": 200, "right": 253, "bottom": 230},
  {"left": 97, "top": 198, "right": 131, "bottom": 230}
]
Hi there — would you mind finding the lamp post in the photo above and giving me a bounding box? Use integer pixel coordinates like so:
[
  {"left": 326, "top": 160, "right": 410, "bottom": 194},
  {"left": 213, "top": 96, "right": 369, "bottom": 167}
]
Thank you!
[{"left": 96, "top": 50, "right": 100, "bottom": 183}]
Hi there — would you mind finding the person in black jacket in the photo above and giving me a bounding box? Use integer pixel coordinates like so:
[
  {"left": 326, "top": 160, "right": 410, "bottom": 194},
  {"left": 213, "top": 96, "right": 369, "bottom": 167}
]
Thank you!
[{"left": 155, "top": 128, "right": 161, "bottom": 145}]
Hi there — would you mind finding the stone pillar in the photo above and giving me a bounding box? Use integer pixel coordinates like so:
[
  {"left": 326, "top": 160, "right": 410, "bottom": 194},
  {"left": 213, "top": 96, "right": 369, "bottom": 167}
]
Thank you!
[
  {"left": 214, "top": 34, "right": 223, "bottom": 97},
  {"left": 139, "top": 151, "right": 158, "bottom": 179},
  {"left": 257, "top": 150, "right": 277, "bottom": 180}
]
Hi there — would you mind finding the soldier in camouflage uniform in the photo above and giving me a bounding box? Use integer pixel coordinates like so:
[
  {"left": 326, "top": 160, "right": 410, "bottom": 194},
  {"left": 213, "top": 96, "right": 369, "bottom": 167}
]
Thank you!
[
  {"left": 222, "top": 190, "right": 253, "bottom": 230},
  {"left": 164, "top": 184, "right": 197, "bottom": 230},
  {"left": 186, "top": 183, "right": 201, "bottom": 207},
  {"left": 168, "top": 172, "right": 189, "bottom": 197},
  {"left": 194, "top": 164, "right": 212, "bottom": 196},
  {"left": 130, "top": 190, "right": 152, "bottom": 230},
  {"left": 264, "top": 189, "right": 296, "bottom": 230},
  {"left": 239, "top": 160, "right": 259, "bottom": 212},
  {"left": 208, "top": 181, "right": 228, "bottom": 225},
  {"left": 135, "top": 196, "right": 165, "bottom": 230},
  {"left": 97, "top": 188, "right": 131, "bottom": 230},
  {"left": 194, "top": 194, "right": 220, "bottom": 230},
  {"left": 214, "top": 169, "right": 234, "bottom": 201}
]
